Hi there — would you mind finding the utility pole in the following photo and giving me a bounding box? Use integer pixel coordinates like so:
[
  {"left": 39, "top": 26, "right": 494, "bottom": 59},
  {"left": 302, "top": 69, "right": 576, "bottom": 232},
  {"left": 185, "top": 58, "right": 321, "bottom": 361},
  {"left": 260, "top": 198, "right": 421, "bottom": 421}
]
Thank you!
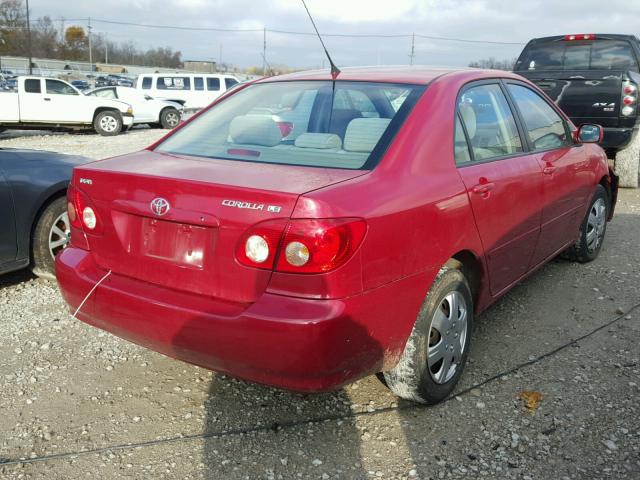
[
  {"left": 59, "top": 17, "right": 65, "bottom": 44},
  {"left": 105, "top": 42, "right": 108, "bottom": 64},
  {"left": 87, "top": 17, "right": 93, "bottom": 72},
  {"left": 262, "top": 27, "right": 267, "bottom": 76},
  {"left": 25, "top": 0, "right": 32, "bottom": 74},
  {"left": 409, "top": 32, "right": 415, "bottom": 66},
  {"left": 219, "top": 44, "right": 223, "bottom": 70}
]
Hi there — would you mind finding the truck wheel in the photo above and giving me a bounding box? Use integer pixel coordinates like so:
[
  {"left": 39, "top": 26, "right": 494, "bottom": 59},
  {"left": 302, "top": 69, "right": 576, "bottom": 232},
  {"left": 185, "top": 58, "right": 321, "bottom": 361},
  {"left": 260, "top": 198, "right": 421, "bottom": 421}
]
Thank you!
[
  {"left": 615, "top": 132, "right": 640, "bottom": 188},
  {"left": 381, "top": 266, "right": 473, "bottom": 404},
  {"left": 94, "top": 110, "right": 123, "bottom": 136},
  {"left": 565, "top": 185, "right": 609, "bottom": 263},
  {"left": 32, "top": 197, "right": 70, "bottom": 280},
  {"left": 160, "top": 107, "right": 180, "bottom": 129}
]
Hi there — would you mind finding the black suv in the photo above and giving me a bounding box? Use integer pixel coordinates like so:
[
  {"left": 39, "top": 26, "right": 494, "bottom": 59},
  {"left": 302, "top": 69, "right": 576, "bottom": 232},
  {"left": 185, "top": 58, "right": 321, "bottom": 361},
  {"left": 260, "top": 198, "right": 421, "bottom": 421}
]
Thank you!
[{"left": 515, "top": 34, "right": 640, "bottom": 157}]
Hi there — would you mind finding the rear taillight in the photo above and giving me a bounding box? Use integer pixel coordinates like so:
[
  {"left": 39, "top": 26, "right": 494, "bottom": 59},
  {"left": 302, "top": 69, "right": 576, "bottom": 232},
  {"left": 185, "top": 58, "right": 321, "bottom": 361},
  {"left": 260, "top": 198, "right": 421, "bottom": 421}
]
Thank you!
[
  {"left": 622, "top": 79, "right": 638, "bottom": 117},
  {"left": 276, "top": 219, "right": 367, "bottom": 273},
  {"left": 67, "top": 183, "right": 102, "bottom": 234},
  {"left": 67, "top": 185, "right": 82, "bottom": 229},
  {"left": 236, "top": 218, "right": 367, "bottom": 274},
  {"left": 236, "top": 219, "right": 288, "bottom": 270}
]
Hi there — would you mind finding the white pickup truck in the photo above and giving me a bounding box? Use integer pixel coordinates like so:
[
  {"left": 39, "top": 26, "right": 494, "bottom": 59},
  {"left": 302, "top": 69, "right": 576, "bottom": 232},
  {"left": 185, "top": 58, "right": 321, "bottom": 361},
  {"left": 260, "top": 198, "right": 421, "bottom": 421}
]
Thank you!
[{"left": 0, "top": 77, "right": 134, "bottom": 136}]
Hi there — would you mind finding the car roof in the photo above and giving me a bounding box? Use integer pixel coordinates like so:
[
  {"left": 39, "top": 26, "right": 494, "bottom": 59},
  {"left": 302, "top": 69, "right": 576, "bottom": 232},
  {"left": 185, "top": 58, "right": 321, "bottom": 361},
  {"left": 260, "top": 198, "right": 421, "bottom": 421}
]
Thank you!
[{"left": 255, "top": 65, "right": 525, "bottom": 86}]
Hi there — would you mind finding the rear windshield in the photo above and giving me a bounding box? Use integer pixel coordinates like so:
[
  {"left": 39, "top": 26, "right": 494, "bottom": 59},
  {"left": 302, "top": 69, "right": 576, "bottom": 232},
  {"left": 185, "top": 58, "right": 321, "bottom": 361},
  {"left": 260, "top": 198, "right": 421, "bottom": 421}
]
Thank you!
[
  {"left": 155, "top": 80, "right": 423, "bottom": 170},
  {"left": 515, "top": 39, "right": 638, "bottom": 71}
]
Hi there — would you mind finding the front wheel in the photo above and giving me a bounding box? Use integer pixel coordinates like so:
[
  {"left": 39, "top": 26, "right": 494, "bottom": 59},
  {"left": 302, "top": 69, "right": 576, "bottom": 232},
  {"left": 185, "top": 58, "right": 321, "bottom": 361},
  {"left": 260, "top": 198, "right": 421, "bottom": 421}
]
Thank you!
[
  {"left": 381, "top": 266, "right": 473, "bottom": 404},
  {"left": 32, "top": 197, "right": 71, "bottom": 279},
  {"left": 160, "top": 107, "right": 181, "bottom": 129},
  {"left": 94, "top": 110, "right": 123, "bottom": 136},
  {"left": 565, "top": 184, "right": 609, "bottom": 263}
]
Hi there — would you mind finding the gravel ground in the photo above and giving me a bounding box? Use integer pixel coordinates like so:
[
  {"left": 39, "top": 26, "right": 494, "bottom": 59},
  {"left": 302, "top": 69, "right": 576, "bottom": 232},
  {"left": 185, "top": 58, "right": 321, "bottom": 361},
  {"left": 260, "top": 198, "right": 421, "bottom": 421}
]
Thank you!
[
  {"left": 0, "top": 128, "right": 167, "bottom": 159},
  {"left": 0, "top": 132, "right": 639, "bottom": 479}
]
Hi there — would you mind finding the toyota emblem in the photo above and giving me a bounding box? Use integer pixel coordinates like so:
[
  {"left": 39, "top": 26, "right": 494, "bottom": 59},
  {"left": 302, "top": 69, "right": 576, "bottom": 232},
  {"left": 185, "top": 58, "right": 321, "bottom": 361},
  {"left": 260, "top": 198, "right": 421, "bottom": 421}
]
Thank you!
[{"left": 150, "top": 197, "right": 170, "bottom": 216}]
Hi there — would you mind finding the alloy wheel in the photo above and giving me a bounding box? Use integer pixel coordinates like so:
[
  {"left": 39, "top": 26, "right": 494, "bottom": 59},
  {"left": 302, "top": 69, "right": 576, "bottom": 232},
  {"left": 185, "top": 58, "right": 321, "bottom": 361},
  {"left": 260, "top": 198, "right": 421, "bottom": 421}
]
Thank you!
[
  {"left": 427, "top": 291, "right": 468, "bottom": 384},
  {"left": 100, "top": 115, "right": 118, "bottom": 132},
  {"left": 586, "top": 197, "right": 606, "bottom": 253},
  {"left": 49, "top": 212, "right": 70, "bottom": 259}
]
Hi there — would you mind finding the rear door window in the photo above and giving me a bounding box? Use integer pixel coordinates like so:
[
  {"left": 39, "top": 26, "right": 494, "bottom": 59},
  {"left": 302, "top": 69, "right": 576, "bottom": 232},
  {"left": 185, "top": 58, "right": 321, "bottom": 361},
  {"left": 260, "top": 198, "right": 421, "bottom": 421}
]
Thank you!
[
  {"left": 156, "top": 81, "right": 423, "bottom": 170},
  {"left": 194, "top": 77, "right": 204, "bottom": 91},
  {"left": 457, "top": 84, "right": 523, "bottom": 161},
  {"left": 454, "top": 115, "right": 472, "bottom": 165},
  {"left": 507, "top": 84, "right": 571, "bottom": 151}
]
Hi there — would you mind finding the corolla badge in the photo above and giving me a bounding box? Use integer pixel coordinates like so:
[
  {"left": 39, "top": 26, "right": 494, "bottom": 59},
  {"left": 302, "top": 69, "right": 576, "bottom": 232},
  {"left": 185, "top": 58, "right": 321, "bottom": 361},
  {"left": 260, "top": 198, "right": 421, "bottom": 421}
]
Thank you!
[{"left": 150, "top": 197, "right": 170, "bottom": 216}]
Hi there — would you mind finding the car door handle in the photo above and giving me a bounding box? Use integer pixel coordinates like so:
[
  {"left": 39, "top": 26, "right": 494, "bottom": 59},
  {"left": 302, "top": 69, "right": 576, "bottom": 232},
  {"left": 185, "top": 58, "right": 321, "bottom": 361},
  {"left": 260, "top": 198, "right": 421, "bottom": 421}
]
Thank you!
[
  {"left": 43, "top": 97, "right": 51, "bottom": 101},
  {"left": 543, "top": 166, "right": 557, "bottom": 175},
  {"left": 471, "top": 182, "right": 495, "bottom": 194}
]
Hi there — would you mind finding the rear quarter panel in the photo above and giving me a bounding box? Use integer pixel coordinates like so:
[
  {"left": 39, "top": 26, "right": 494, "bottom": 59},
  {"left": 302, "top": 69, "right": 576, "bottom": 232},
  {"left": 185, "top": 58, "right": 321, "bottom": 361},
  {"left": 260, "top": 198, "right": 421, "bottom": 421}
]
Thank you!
[{"left": 0, "top": 151, "right": 88, "bottom": 260}]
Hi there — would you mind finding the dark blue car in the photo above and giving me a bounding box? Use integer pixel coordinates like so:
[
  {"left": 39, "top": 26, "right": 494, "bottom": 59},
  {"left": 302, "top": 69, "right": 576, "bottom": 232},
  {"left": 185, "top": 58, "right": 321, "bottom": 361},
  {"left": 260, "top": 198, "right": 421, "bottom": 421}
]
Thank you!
[{"left": 0, "top": 149, "right": 89, "bottom": 278}]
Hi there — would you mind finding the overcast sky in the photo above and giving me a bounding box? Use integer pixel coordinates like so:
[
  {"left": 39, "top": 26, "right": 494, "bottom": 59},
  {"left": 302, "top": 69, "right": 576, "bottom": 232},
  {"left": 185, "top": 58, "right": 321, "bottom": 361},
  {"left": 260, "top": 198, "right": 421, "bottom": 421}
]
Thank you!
[{"left": 29, "top": 0, "right": 640, "bottom": 69}]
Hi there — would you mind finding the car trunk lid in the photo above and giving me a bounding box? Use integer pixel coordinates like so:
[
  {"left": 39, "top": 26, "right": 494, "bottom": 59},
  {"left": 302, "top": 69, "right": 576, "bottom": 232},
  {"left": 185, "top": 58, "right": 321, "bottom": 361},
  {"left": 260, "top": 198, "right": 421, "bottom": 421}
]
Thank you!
[{"left": 73, "top": 150, "right": 365, "bottom": 303}]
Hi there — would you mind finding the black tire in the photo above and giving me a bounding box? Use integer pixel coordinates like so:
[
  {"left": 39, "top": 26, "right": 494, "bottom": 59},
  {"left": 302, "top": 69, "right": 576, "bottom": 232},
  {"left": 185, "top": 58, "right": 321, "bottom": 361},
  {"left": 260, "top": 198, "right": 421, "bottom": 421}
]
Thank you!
[
  {"left": 32, "top": 197, "right": 70, "bottom": 279},
  {"left": 565, "top": 185, "right": 609, "bottom": 263},
  {"left": 159, "top": 107, "right": 181, "bottom": 129},
  {"left": 381, "top": 266, "right": 473, "bottom": 404},
  {"left": 93, "top": 110, "right": 123, "bottom": 136}
]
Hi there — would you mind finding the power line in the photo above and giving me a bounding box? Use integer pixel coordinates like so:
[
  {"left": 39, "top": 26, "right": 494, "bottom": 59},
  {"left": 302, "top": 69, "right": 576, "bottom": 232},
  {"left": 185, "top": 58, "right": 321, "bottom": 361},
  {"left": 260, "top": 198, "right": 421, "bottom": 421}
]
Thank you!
[{"left": 41, "top": 17, "right": 525, "bottom": 45}]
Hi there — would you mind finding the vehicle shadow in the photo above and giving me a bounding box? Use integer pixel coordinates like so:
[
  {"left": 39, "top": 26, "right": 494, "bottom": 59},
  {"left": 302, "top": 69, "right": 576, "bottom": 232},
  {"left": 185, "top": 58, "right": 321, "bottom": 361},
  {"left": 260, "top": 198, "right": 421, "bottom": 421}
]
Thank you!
[
  {"left": 172, "top": 314, "right": 383, "bottom": 479},
  {"left": 0, "top": 268, "right": 36, "bottom": 289}
]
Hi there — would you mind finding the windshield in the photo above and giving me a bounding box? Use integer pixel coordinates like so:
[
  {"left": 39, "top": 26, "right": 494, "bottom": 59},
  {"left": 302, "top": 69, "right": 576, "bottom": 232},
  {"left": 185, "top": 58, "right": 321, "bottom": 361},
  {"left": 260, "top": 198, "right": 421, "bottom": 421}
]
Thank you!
[
  {"left": 155, "top": 80, "right": 424, "bottom": 170},
  {"left": 515, "top": 39, "right": 638, "bottom": 71}
]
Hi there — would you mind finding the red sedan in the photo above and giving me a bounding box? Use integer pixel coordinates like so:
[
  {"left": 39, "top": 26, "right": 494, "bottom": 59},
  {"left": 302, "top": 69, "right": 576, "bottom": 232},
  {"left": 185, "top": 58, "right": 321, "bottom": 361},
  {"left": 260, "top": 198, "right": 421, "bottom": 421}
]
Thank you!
[{"left": 56, "top": 67, "right": 618, "bottom": 404}]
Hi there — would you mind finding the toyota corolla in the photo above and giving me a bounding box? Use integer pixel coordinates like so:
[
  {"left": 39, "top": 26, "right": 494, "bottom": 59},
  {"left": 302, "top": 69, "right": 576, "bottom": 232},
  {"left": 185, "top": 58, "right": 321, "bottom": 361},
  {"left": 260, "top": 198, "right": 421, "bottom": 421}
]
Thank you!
[{"left": 56, "top": 67, "right": 617, "bottom": 404}]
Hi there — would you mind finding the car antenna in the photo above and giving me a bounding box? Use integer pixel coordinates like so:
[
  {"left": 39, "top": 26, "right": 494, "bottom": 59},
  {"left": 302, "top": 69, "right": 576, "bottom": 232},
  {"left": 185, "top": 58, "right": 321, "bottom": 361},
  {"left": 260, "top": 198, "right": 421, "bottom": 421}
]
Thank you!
[{"left": 300, "top": 0, "right": 341, "bottom": 79}]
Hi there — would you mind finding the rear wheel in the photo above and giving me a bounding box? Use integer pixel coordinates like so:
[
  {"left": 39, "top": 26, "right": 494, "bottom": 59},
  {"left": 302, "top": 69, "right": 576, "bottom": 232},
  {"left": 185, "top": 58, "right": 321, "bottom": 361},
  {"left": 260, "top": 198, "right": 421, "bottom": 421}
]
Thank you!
[
  {"left": 93, "top": 110, "right": 122, "bottom": 136},
  {"left": 565, "top": 184, "right": 609, "bottom": 263},
  {"left": 381, "top": 266, "right": 473, "bottom": 404},
  {"left": 32, "top": 197, "right": 70, "bottom": 279},
  {"left": 160, "top": 107, "right": 180, "bottom": 129}
]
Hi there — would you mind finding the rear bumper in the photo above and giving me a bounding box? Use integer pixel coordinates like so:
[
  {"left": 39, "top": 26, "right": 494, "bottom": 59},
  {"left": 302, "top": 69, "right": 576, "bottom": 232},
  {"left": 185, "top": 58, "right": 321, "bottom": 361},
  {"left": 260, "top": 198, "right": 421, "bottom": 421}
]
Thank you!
[
  {"left": 601, "top": 126, "right": 638, "bottom": 150},
  {"left": 56, "top": 248, "right": 421, "bottom": 392}
]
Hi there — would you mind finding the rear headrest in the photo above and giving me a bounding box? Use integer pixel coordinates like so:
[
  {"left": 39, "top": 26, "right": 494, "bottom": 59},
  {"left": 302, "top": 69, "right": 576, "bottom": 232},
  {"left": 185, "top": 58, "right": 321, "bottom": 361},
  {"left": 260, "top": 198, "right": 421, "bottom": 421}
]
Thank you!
[
  {"left": 229, "top": 115, "right": 282, "bottom": 146},
  {"left": 343, "top": 118, "right": 391, "bottom": 153},
  {"left": 294, "top": 133, "right": 342, "bottom": 150},
  {"left": 459, "top": 103, "right": 476, "bottom": 139}
]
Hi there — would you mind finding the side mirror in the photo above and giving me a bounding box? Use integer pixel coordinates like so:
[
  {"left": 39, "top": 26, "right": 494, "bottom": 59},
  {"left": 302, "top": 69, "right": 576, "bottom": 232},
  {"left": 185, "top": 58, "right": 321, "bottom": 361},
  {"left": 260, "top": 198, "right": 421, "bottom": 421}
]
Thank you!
[{"left": 577, "top": 124, "right": 603, "bottom": 144}]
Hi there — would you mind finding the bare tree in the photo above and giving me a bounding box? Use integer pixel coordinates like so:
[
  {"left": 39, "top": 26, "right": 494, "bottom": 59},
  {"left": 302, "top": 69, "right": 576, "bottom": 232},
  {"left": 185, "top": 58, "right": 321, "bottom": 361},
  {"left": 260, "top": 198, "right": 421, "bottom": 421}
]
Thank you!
[{"left": 468, "top": 57, "right": 517, "bottom": 71}]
